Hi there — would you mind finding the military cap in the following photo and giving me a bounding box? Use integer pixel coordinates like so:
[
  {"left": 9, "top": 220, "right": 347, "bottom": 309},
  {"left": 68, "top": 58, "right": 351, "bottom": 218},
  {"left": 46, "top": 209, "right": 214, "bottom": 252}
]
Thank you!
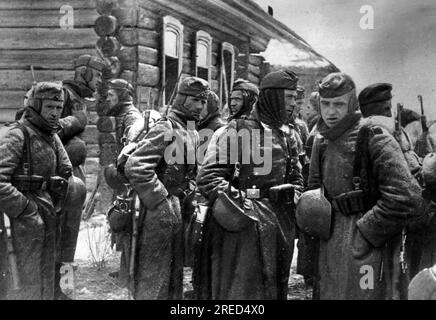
[
  {"left": 108, "top": 78, "right": 135, "bottom": 96},
  {"left": 260, "top": 70, "right": 298, "bottom": 90},
  {"left": 232, "top": 79, "right": 260, "bottom": 96},
  {"left": 319, "top": 72, "right": 355, "bottom": 98},
  {"left": 358, "top": 83, "right": 392, "bottom": 107},
  {"left": 177, "top": 76, "right": 210, "bottom": 99},
  {"left": 296, "top": 85, "right": 305, "bottom": 100},
  {"left": 74, "top": 54, "right": 105, "bottom": 72},
  {"left": 31, "top": 81, "right": 64, "bottom": 102}
]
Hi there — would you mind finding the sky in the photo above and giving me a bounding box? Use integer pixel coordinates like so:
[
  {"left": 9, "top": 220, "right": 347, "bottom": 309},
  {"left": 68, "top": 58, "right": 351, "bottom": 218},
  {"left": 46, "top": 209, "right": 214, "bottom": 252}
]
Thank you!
[{"left": 253, "top": 0, "right": 436, "bottom": 120}]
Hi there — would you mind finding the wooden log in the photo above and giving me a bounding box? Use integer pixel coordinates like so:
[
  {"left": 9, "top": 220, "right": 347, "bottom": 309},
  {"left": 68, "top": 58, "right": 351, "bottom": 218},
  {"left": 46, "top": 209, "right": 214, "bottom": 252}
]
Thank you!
[
  {"left": 248, "top": 64, "right": 260, "bottom": 77},
  {"left": 96, "top": 101, "right": 111, "bottom": 116},
  {"left": 86, "top": 144, "right": 101, "bottom": 158},
  {"left": 118, "top": 46, "right": 138, "bottom": 71},
  {"left": 84, "top": 157, "right": 101, "bottom": 175},
  {"left": 112, "top": 8, "right": 137, "bottom": 27},
  {"left": 98, "top": 132, "right": 116, "bottom": 145},
  {"left": 210, "top": 80, "right": 219, "bottom": 93},
  {"left": 95, "top": 15, "right": 118, "bottom": 37},
  {"left": 249, "top": 54, "right": 264, "bottom": 67},
  {"left": 0, "top": 0, "right": 96, "bottom": 10},
  {"left": 138, "top": 7, "right": 158, "bottom": 30},
  {"left": 137, "top": 86, "right": 160, "bottom": 110},
  {"left": 0, "top": 9, "right": 97, "bottom": 28},
  {"left": 0, "top": 70, "right": 74, "bottom": 91},
  {"left": 182, "top": 58, "right": 193, "bottom": 74},
  {"left": 0, "top": 28, "right": 98, "bottom": 50},
  {"left": 0, "top": 90, "right": 26, "bottom": 110},
  {"left": 97, "top": 116, "right": 116, "bottom": 132},
  {"left": 137, "top": 63, "right": 160, "bottom": 87},
  {"left": 212, "top": 53, "right": 218, "bottom": 67},
  {"left": 0, "top": 109, "right": 18, "bottom": 123},
  {"left": 0, "top": 48, "right": 97, "bottom": 70},
  {"left": 96, "top": 36, "right": 121, "bottom": 56},
  {"left": 210, "top": 66, "right": 218, "bottom": 80},
  {"left": 119, "top": 28, "right": 138, "bottom": 46},
  {"left": 99, "top": 143, "right": 118, "bottom": 166},
  {"left": 82, "top": 125, "right": 99, "bottom": 144},
  {"left": 96, "top": 0, "right": 118, "bottom": 15},
  {"left": 138, "top": 29, "right": 159, "bottom": 49},
  {"left": 87, "top": 111, "right": 99, "bottom": 125},
  {"left": 120, "top": 70, "right": 136, "bottom": 84},
  {"left": 247, "top": 72, "right": 259, "bottom": 85},
  {"left": 138, "top": 46, "right": 158, "bottom": 66}
]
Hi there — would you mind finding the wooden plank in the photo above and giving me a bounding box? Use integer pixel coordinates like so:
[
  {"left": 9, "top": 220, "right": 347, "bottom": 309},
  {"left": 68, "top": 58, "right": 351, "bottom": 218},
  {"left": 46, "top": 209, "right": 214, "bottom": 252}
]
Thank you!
[
  {"left": 138, "top": 7, "right": 158, "bottom": 30},
  {"left": 0, "top": 48, "right": 97, "bottom": 70},
  {"left": 82, "top": 125, "right": 99, "bottom": 144},
  {"left": 0, "top": 0, "right": 96, "bottom": 10},
  {"left": 0, "top": 109, "right": 18, "bottom": 123},
  {"left": 0, "top": 90, "right": 26, "bottom": 110},
  {"left": 138, "top": 46, "right": 158, "bottom": 66},
  {"left": 0, "top": 9, "right": 98, "bottom": 28},
  {"left": 137, "top": 63, "right": 160, "bottom": 87},
  {"left": 86, "top": 144, "right": 100, "bottom": 158},
  {"left": 0, "top": 28, "right": 98, "bottom": 50},
  {"left": 138, "top": 29, "right": 159, "bottom": 49},
  {"left": 0, "top": 69, "right": 74, "bottom": 91}
]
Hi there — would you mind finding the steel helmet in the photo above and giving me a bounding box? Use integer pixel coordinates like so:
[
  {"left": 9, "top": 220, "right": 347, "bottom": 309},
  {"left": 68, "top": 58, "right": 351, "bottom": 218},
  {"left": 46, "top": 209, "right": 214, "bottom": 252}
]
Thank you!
[
  {"left": 64, "top": 176, "right": 87, "bottom": 211},
  {"left": 296, "top": 187, "right": 332, "bottom": 240}
]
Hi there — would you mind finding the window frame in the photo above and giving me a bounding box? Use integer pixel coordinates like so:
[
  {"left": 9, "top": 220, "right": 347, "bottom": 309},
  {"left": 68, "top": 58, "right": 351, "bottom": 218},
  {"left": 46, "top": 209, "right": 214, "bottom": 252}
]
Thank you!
[
  {"left": 161, "top": 15, "right": 184, "bottom": 106},
  {"left": 195, "top": 30, "right": 212, "bottom": 83},
  {"left": 219, "top": 42, "right": 235, "bottom": 107}
]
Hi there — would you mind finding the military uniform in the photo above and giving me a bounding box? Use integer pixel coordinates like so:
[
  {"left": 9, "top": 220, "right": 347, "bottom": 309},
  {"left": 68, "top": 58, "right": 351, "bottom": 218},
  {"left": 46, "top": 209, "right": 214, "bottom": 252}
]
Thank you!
[
  {"left": 124, "top": 77, "right": 209, "bottom": 299},
  {"left": 195, "top": 70, "right": 303, "bottom": 300},
  {"left": 104, "top": 79, "right": 143, "bottom": 287},
  {"left": 308, "top": 73, "right": 422, "bottom": 300},
  {"left": 0, "top": 82, "right": 72, "bottom": 299}
]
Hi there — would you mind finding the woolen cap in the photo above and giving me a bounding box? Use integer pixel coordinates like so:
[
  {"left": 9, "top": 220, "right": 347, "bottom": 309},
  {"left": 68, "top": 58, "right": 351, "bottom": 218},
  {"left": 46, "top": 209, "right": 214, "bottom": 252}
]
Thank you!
[
  {"left": 358, "top": 83, "right": 392, "bottom": 107},
  {"left": 178, "top": 77, "right": 210, "bottom": 99},
  {"left": 319, "top": 72, "right": 356, "bottom": 98},
  {"left": 260, "top": 70, "right": 298, "bottom": 90}
]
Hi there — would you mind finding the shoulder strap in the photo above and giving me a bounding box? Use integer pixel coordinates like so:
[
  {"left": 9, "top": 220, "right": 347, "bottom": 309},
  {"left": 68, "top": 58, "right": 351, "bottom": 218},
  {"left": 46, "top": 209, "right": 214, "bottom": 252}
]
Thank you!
[{"left": 15, "top": 123, "right": 33, "bottom": 176}]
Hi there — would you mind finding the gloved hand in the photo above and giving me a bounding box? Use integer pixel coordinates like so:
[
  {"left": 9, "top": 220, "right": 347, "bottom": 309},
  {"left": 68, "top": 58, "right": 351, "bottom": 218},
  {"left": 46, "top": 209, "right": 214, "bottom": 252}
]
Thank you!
[{"left": 351, "top": 228, "right": 372, "bottom": 259}]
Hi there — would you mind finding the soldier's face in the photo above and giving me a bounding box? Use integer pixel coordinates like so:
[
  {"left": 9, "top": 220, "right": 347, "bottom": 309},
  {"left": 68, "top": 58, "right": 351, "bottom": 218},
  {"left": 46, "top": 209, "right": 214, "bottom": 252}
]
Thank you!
[
  {"left": 88, "top": 70, "right": 102, "bottom": 92},
  {"left": 185, "top": 96, "right": 207, "bottom": 121},
  {"left": 107, "top": 89, "right": 119, "bottom": 108},
  {"left": 230, "top": 90, "right": 244, "bottom": 115},
  {"left": 40, "top": 100, "right": 64, "bottom": 127},
  {"left": 375, "top": 100, "right": 393, "bottom": 117},
  {"left": 320, "top": 92, "right": 351, "bottom": 128},
  {"left": 284, "top": 89, "right": 297, "bottom": 122}
]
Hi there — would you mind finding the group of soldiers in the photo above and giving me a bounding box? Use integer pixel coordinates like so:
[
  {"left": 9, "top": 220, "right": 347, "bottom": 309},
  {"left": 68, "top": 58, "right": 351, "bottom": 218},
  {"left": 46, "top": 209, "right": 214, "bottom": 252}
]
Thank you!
[{"left": 0, "top": 52, "right": 436, "bottom": 300}]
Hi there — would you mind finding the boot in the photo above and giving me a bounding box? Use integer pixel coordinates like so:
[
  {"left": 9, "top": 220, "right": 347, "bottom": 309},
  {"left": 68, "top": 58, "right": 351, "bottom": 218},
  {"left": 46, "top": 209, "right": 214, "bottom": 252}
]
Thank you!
[{"left": 54, "top": 262, "right": 72, "bottom": 300}]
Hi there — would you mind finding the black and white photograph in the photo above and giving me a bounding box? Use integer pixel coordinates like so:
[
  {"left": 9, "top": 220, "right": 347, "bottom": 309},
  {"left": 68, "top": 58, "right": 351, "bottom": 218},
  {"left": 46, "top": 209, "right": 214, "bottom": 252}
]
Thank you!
[{"left": 0, "top": 0, "right": 435, "bottom": 307}]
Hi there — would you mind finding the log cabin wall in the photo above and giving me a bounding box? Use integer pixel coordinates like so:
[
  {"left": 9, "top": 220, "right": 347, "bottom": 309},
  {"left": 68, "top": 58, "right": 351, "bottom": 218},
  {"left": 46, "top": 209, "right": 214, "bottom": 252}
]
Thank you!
[{"left": 0, "top": 0, "right": 101, "bottom": 197}]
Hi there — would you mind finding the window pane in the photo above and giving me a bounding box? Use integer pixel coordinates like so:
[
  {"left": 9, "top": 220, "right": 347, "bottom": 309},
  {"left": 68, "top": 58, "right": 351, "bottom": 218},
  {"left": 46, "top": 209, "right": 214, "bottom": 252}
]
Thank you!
[
  {"left": 165, "top": 29, "right": 178, "bottom": 57},
  {"left": 197, "top": 42, "right": 208, "bottom": 67},
  {"left": 165, "top": 56, "right": 179, "bottom": 104}
]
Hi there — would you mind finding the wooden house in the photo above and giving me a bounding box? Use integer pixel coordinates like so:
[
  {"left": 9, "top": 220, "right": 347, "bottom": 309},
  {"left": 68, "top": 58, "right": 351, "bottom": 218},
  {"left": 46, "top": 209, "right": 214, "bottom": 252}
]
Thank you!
[{"left": 0, "top": 0, "right": 338, "bottom": 213}]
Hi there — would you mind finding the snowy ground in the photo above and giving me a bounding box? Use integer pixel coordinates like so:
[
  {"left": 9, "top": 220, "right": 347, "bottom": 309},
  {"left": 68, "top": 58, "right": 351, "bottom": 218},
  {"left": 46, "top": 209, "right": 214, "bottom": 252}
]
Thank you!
[{"left": 71, "top": 215, "right": 311, "bottom": 300}]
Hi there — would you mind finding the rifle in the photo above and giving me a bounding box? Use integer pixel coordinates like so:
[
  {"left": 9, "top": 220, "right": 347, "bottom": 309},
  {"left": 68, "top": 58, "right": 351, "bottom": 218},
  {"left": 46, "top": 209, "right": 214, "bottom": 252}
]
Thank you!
[
  {"left": 83, "top": 169, "right": 102, "bottom": 221},
  {"left": 0, "top": 213, "right": 20, "bottom": 291},
  {"left": 30, "top": 65, "right": 37, "bottom": 87},
  {"left": 418, "top": 95, "right": 428, "bottom": 133},
  {"left": 394, "top": 103, "right": 404, "bottom": 143}
]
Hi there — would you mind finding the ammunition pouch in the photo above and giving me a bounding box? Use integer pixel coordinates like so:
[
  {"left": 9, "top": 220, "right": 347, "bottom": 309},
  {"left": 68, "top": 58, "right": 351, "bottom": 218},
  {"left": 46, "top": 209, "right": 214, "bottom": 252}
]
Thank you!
[
  {"left": 269, "top": 184, "right": 295, "bottom": 205},
  {"left": 331, "top": 189, "right": 366, "bottom": 216},
  {"left": 107, "top": 195, "right": 133, "bottom": 233},
  {"left": 12, "top": 174, "right": 45, "bottom": 192}
]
